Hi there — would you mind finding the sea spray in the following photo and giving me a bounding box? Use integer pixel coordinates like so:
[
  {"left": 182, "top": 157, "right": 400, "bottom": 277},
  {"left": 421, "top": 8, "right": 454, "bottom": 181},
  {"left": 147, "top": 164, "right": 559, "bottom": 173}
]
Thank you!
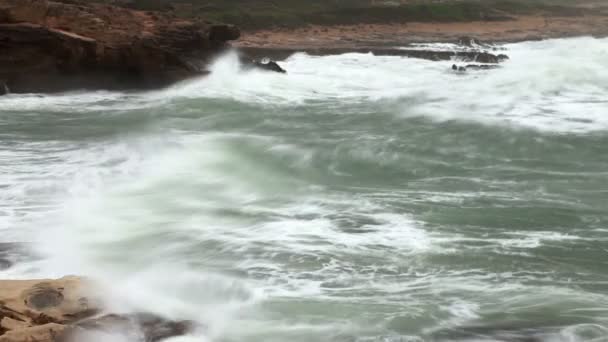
[{"left": 1, "top": 37, "right": 607, "bottom": 342}]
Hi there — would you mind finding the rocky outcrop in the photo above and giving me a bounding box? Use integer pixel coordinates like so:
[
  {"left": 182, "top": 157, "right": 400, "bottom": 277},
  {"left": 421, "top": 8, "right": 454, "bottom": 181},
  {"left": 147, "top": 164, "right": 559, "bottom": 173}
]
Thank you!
[
  {"left": 0, "top": 277, "right": 194, "bottom": 342},
  {"left": 0, "top": 0, "right": 240, "bottom": 93},
  {"left": 239, "top": 46, "right": 509, "bottom": 64},
  {"left": 239, "top": 54, "right": 287, "bottom": 74}
]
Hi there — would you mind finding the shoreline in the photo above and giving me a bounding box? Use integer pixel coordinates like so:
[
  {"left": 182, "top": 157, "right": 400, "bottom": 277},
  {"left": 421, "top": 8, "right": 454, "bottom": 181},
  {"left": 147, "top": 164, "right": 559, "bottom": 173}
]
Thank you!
[{"left": 235, "top": 15, "right": 608, "bottom": 51}]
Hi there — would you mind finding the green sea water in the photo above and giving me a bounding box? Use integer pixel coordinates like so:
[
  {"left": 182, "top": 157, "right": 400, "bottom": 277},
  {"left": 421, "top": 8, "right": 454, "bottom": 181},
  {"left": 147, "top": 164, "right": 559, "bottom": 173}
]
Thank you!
[{"left": 1, "top": 37, "right": 608, "bottom": 341}]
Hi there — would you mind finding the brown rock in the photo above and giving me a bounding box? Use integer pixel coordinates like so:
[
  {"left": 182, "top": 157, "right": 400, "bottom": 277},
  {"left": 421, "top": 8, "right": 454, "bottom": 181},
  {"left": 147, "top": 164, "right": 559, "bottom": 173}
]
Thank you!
[
  {"left": 0, "top": 277, "right": 195, "bottom": 342},
  {"left": 0, "top": 0, "right": 240, "bottom": 93},
  {"left": 0, "top": 276, "right": 100, "bottom": 325},
  {"left": 71, "top": 313, "right": 196, "bottom": 342},
  {"left": 0, "top": 323, "right": 65, "bottom": 342},
  {"left": 0, "top": 317, "right": 28, "bottom": 332},
  {"left": 0, "top": 0, "right": 48, "bottom": 24}
]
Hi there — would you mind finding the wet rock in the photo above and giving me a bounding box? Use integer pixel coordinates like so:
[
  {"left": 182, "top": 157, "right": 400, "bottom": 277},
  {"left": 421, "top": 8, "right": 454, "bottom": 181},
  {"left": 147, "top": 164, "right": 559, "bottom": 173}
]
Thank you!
[
  {"left": 452, "top": 64, "right": 501, "bottom": 72},
  {"left": 473, "top": 51, "right": 507, "bottom": 63},
  {"left": 75, "top": 313, "right": 196, "bottom": 342},
  {"left": 0, "top": 0, "right": 240, "bottom": 93},
  {"left": 1, "top": 276, "right": 100, "bottom": 325},
  {"left": 456, "top": 36, "right": 495, "bottom": 49},
  {"left": 452, "top": 64, "right": 466, "bottom": 72},
  {"left": 239, "top": 46, "right": 509, "bottom": 64},
  {"left": 0, "top": 276, "right": 195, "bottom": 342},
  {"left": 253, "top": 60, "right": 287, "bottom": 73},
  {"left": 239, "top": 53, "right": 287, "bottom": 73},
  {"left": 0, "top": 323, "right": 65, "bottom": 342}
]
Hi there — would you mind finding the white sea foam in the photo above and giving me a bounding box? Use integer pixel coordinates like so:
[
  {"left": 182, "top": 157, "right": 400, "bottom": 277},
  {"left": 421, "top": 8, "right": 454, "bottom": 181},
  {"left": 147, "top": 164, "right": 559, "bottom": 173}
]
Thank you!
[{"left": 1, "top": 37, "right": 607, "bottom": 342}]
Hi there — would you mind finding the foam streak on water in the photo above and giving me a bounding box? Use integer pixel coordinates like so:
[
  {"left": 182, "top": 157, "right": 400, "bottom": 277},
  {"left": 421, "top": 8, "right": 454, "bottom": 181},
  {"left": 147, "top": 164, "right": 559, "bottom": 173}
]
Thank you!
[{"left": 1, "top": 37, "right": 608, "bottom": 342}]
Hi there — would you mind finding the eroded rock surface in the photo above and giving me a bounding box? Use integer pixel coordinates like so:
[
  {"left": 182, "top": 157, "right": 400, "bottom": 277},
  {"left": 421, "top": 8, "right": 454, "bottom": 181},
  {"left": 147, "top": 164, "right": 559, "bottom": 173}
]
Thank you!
[
  {"left": 0, "top": 277, "right": 194, "bottom": 342},
  {"left": 0, "top": 0, "right": 240, "bottom": 92}
]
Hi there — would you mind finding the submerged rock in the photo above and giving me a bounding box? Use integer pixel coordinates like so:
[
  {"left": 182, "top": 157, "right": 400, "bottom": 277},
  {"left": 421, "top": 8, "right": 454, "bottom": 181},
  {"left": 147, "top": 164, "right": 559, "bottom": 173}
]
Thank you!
[
  {"left": 452, "top": 64, "right": 501, "bottom": 72},
  {"left": 466, "top": 64, "right": 501, "bottom": 70}
]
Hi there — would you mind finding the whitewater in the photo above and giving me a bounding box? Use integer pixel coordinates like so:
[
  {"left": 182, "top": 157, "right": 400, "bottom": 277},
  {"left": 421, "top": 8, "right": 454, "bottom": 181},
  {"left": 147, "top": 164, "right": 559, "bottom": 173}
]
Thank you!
[{"left": 1, "top": 37, "right": 608, "bottom": 342}]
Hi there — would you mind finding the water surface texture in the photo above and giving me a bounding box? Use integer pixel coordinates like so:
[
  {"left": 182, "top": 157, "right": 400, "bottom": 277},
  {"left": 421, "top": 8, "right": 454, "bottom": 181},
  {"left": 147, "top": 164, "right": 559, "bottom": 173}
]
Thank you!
[{"left": 1, "top": 37, "right": 608, "bottom": 342}]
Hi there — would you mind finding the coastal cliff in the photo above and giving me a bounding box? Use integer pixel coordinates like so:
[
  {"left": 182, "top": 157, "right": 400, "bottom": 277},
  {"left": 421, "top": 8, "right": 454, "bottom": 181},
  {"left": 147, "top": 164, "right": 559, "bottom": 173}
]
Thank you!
[{"left": 0, "top": 0, "right": 239, "bottom": 93}]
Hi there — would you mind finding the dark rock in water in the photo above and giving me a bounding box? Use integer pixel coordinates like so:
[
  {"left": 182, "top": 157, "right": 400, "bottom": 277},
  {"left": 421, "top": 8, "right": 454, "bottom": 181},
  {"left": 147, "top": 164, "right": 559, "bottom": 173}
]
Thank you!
[
  {"left": 253, "top": 60, "right": 287, "bottom": 73},
  {"left": 474, "top": 51, "right": 508, "bottom": 64},
  {"left": 457, "top": 36, "right": 482, "bottom": 47},
  {"left": 239, "top": 46, "right": 509, "bottom": 65},
  {"left": 456, "top": 36, "right": 496, "bottom": 49},
  {"left": 75, "top": 313, "right": 196, "bottom": 342},
  {"left": 466, "top": 64, "right": 500, "bottom": 70},
  {"left": 238, "top": 53, "right": 287, "bottom": 73},
  {"left": 452, "top": 64, "right": 467, "bottom": 72}
]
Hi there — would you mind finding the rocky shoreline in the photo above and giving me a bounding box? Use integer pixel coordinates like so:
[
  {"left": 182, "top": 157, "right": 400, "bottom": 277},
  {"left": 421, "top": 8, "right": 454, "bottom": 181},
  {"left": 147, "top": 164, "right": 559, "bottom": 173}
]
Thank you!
[
  {"left": 0, "top": 276, "right": 194, "bottom": 342},
  {"left": 0, "top": 0, "right": 239, "bottom": 93},
  {"left": 2, "top": 1, "right": 607, "bottom": 92}
]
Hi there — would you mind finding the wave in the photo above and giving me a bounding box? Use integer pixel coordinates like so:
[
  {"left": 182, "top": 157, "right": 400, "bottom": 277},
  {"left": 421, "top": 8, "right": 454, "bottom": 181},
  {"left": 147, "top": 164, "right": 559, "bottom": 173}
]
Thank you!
[
  {"left": 1, "top": 37, "right": 607, "bottom": 133},
  {"left": 1, "top": 36, "right": 608, "bottom": 341}
]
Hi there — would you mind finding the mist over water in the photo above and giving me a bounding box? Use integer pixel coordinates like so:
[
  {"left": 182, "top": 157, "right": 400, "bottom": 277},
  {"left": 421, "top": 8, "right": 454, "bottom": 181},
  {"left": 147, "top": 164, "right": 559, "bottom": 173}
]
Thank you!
[{"left": 1, "top": 37, "right": 608, "bottom": 342}]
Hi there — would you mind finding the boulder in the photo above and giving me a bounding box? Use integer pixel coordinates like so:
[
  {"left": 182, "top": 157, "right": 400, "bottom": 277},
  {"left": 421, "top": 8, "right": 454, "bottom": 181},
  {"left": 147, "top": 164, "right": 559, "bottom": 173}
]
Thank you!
[
  {"left": 72, "top": 313, "right": 196, "bottom": 342},
  {"left": 0, "top": 0, "right": 240, "bottom": 93},
  {"left": 252, "top": 60, "right": 287, "bottom": 73},
  {"left": 238, "top": 53, "right": 287, "bottom": 73}
]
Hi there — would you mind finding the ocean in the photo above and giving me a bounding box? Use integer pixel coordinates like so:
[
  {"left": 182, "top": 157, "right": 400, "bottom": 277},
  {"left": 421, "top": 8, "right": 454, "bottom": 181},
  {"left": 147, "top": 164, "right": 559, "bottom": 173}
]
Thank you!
[{"left": 1, "top": 37, "right": 608, "bottom": 341}]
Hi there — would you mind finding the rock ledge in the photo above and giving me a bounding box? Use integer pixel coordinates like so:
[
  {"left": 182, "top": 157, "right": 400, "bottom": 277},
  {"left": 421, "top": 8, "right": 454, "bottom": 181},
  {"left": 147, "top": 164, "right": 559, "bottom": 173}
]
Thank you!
[
  {"left": 0, "top": 276, "right": 193, "bottom": 342},
  {"left": 0, "top": 0, "right": 240, "bottom": 93}
]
